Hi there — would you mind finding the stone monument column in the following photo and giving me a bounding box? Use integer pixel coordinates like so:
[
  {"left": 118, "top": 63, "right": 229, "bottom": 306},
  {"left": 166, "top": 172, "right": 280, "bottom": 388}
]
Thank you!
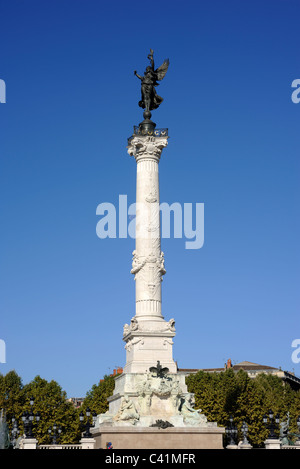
[
  {"left": 123, "top": 131, "right": 177, "bottom": 374},
  {"left": 130, "top": 134, "right": 167, "bottom": 321},
  {"left": 92, "top": 52, "right": 225, "bottom": 448}
]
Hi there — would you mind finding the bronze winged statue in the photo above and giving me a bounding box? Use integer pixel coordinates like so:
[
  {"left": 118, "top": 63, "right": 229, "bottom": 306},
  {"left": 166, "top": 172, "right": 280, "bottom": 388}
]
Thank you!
[
  {"left": 149, "top": 360, "right": 169, "bottom": 378},
  {"left": 134, "top": 49, "right": 169, "bottom": 113}
]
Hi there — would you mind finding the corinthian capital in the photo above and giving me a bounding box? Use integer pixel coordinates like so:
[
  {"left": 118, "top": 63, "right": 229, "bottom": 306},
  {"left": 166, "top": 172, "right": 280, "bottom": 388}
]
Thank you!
[{"left": 127, "top": 135, "right": 168, "bottom": 161}]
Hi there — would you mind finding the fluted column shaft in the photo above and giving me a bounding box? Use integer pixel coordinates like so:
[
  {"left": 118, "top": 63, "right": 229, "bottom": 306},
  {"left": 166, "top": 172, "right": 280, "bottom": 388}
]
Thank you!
[
  {"left": 124, "top": 134, "right": 176, "bottom": 374},
  {"left": 128, "top": 135, "right": 168, "bottom": 323}
]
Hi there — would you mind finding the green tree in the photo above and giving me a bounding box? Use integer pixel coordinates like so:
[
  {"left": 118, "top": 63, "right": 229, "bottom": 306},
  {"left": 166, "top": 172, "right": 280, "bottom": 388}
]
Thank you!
[
  {"left": 22, "top": 375, "right": 80, "bottom": 444},
  {"left": 83, "top": 374, "right": 116, "bottom": 415},
  {"left": 0, "top": 370, "right": 25, "bottom": 428},
  {"left": 186, "top": 369, "right": 300, "bottom": 447}
]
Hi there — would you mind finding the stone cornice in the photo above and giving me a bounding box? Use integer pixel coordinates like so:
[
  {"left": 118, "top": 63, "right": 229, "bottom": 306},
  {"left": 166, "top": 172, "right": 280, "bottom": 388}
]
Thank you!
[{"left": 123, "top": 330, "right": 176, "bottom": 343}]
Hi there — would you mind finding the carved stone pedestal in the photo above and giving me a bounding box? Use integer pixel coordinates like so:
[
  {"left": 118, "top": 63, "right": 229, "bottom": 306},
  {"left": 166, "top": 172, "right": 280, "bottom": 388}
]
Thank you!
[
  {"left": 91, "top": 425, "right": 225, "bottom": 450},
  {"left": 96, "top": 371, "right": 190, "bottom": 423},
  {"left": 264, "top": 438, "right": 281, "bottom": 449},
  {"left": 19, "top": 438, "right": 38, "bottom": 449},
  {"left": 92, "top": 368, "right": 224, "bottom": 449}
]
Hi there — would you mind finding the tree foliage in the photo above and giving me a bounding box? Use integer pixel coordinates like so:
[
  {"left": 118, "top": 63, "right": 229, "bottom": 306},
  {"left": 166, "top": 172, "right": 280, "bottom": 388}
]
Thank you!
[
  {"left": 0, "top": 371, "right": 81, "bottom": 444},
  {"left": 186, "top": 369, "right": 300, "bottom": 447},
  {"left": 1, "top": 368, "right": 299, "bottom": 447},
  {"left": 82, "top": 374, "right": 115, "bottom": 416},
  {"left": 0, "top": 371, "right": 118, "bottom": 446},
  {"left": 22, "top": 375, "right": 81, "bottom": 444}
]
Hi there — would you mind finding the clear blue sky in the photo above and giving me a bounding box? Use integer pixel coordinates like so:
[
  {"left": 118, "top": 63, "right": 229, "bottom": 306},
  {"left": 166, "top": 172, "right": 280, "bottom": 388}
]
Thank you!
[{"left": 1, "top": 0, "right": 299, "bottom": 397}]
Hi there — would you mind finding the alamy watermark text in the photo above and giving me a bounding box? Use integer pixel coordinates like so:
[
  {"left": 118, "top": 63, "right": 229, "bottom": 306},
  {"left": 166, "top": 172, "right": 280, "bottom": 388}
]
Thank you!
[{"left": 96, "top": 195, "right": 204, "bottom": 250}]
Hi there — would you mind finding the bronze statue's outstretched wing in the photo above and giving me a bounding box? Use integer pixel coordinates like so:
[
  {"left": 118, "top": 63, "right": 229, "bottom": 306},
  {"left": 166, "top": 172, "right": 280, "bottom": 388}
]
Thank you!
[
  {"left": 149, "top": 362, "right": 169, "bottom": 377},
  {"left": 155, "top": 59, "right": 170, "bottom": 81}
]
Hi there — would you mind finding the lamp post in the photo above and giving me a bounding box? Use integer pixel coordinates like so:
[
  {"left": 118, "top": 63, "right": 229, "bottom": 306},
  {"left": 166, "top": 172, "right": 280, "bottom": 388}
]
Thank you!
[
  {"left": 263, "top": 410, "right": 280, "bottom": 439},
  {"left": 225, "top": 415, "right": 238, "bottom": 447},
  {"left": 241, "top": 421, "right": 249, "bottom": 445},
  {"left": 21, "top": 396, "right": 40, "bottom": 439},
  {"left": 241, "top": 422, "right": 249, "bottom": 444},
  {"left": 295, "top": 415, "right": 300, "bottom": 446},
  {"left": 79, "top": 407, "right": 97, "bottom": 438},
  {"left": 11, "top": 416, "right": 20, "bottom": 449},
  {"left": 48, "top": 423, "right": 62, "bottom": 445}
]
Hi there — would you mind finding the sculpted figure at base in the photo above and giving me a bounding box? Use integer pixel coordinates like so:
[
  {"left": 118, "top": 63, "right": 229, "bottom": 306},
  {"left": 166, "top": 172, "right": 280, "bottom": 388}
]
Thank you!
[
  {"left": 280, "top": 412, "right": 300, "bottom": 446},
  {"left": 138, "top": 392, "right": 152, "bottom": 415},
  {"left": 171, "top": 378, "right": 182, "bottom": 413},
  {"left": 114, "top": 395, "right": 139, "bottom": 424},
  {"left": 180, "top": 393, "right": 208, "bottom": 426}
]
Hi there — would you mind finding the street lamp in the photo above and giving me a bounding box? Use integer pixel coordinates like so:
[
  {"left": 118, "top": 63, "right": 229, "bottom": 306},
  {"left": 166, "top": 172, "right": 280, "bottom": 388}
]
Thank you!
[
  {"left": 225, "top": 415, "right": 238, "bottom": 446},
  {"left": 21, "top": 396, "right": 41, "bottom": 439},
  {"left": 263, "top": 409, "right": 280, "bottom": 439},
  {"left": 241, "top": 421, "right": 249, "bottom": 445},
  {"left": 297, "top": 415, "right": 300, "bottom": 432},
  {"left": 11, "top": 416, "right": 20, "bottom": 449},
  {"left": 48, "top": 423, "right": 62, "bottom": 445},
  {"left": 79, "top": 407, "right": 97, "bottom": 438}
]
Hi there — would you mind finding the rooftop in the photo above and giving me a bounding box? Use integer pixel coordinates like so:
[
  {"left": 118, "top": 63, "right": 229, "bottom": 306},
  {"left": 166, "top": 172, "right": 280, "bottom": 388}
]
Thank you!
[{"left": 178, "top": 359, "right": 300, "bottom": 390}]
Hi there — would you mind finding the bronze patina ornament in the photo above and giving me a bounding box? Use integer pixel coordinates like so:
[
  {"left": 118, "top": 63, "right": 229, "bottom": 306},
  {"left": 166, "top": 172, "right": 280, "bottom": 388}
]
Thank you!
[
  {"left": 149, "top": 360, "right": 169, "bottom": 378},
  {"left": 134, "top": 50, "right": 169, "bottom": 133},
  {"left": 150, "top": 419, "right": 174, "bottom": 429}
]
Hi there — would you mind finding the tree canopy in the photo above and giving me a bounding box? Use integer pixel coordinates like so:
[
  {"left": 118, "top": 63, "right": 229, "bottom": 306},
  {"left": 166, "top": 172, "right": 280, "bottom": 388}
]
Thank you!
[
  {"left": 186, "top": 369, "right": 300, "bottom": 447},
  {"left": 0, "top": 368, "right": 299, "bottom": 447},
  {"left": 0, "top": 371, "right": 80, "bottom": 444}
]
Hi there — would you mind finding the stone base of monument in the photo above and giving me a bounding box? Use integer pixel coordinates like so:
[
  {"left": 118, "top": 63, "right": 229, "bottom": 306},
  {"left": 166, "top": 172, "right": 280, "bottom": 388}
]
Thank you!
[
  {"left": 91, "top": 370, "right": 225, "bottom": 449},
  {"left": 91, "top": 425, "right": 225, "bottom": 449}
]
